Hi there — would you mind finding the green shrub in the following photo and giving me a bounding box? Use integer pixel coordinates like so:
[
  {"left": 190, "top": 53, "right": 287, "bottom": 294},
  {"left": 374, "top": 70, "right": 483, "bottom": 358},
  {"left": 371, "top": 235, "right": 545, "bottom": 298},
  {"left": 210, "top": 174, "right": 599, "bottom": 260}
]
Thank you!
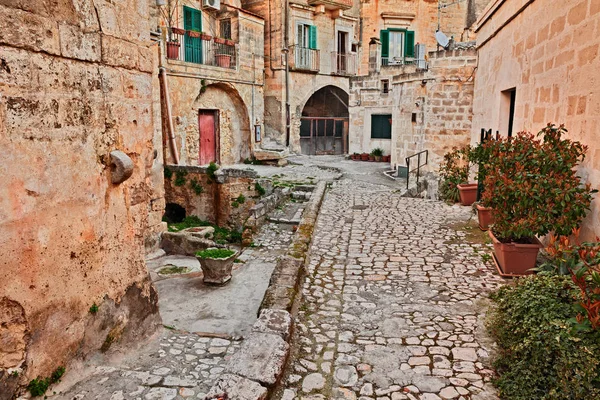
[
  {"left": 207, "top": 162, "right": 219, "bottom": 182},
  {"left": 236, "top": 194, "right": 246, "bottom": 204},
  {"left": 174, "top": 170, "right": 188, "bottom": 186},
  {"left": 439, "top": 146, "right": 471, "bottom": 203},
  {"left": 370, "top": 147, "right": 383, "bottom": 157},
  {"left": 189, "top": 178, "right": 204, "bottom": 195},
  {"left": 196, "top": 248, "right": 236, "bottom": 259},
  {"left": 164, "top": 166, "right": 173, "bottom": 179},
  {"left": 255, "top": 182, "right": 266, "bottom": 196},
  {"left": 488, "top": 275, "right": 600, "bottom": 399},
  {"left": 27, "top": 367, "right": 65, "bottom": 397}
]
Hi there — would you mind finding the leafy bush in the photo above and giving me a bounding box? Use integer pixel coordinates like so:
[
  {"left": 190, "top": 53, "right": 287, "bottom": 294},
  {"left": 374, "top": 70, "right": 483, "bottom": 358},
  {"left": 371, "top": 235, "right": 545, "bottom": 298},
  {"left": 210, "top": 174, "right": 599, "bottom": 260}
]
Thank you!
[
  {"left": 370, "top": 148, "right": 384, "bottom": 157},
  {"left": 28, "top": 367, "right": 65, "bottom": 397},
  {"left": 483, "top": 124, "right": 595, "bottom": 243},
  {"left": 174, "top": 170, "right": 188, "bottom": 186},
  {"left": 439, "top": 146, "right": 471, "bottom": 203},
  {"left": 207, "top": 162, "right": 219, "bottom": 182},
  {"left": 255, "top": 182, "right": 266, "bottom": 196},
  {"left": 189, "top": 178, "right": 204, "bottom": 195},
  {"left": 196, "top": 248, "right": 236, "bottom": 259},
  {"left": 488, "top": 275, "right": 600, "bottom": 399}
]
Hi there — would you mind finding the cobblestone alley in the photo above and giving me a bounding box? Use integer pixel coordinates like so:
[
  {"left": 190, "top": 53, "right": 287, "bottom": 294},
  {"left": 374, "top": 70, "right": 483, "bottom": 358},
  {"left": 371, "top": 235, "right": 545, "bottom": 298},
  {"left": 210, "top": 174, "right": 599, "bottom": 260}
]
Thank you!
[{"left": 274, "top": 174, "right": 505, "bottom": 400}]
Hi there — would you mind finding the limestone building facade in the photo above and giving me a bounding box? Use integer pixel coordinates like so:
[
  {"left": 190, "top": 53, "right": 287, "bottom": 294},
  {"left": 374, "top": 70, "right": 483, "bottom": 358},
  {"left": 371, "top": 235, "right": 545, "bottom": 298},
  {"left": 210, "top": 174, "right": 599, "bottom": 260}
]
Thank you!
[
  {"left": 243, "top": 0, "right": 360, "bottom": 155},
  {"left": 472, "top": 0, "right": 600, "bottom": 239},
  {"left": 158, "top": 0, "right": 265, "bottom": 166}
]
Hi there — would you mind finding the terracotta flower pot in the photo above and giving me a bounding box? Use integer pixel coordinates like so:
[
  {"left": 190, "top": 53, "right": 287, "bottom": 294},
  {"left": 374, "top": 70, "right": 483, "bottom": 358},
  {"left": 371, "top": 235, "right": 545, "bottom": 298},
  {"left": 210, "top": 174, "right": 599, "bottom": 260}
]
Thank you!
[
  {"left": 382, "top": 155, "right": 390, "bottom": 162},
  {"left": 171, "top": 27, "right": 186, "bottom": 35},
  {"left": 188, "top": 30, "right": 201, "bottom": 38},
  {"left": 476, "top": 204, "right": 494, "bottom": 231},
  {"left": 200, "top": 33, "right": 212, "bottom": 41},
  {"left": 166, "top": 41, "right": 180, "bottom": 59},
  {"left": 196, "top": 251, "right": 238, "bottom": 284},
  {"left": 488, "top": 230, "right": 542, "bottom": 276},
  {"left": 361, "top": 153, "right": 369, "bottom": 161},
  {"left": 368, "top": 155, "right": 375, "bottom": 162},
  {"left": 215, "top": 54, "right": 231, "bottom": 68},
  {"left": 214, "top": 37, "right": 227, "bottom": 44},
  {"left": 457, "top": 183, "right": 478, "bottom": 206}
]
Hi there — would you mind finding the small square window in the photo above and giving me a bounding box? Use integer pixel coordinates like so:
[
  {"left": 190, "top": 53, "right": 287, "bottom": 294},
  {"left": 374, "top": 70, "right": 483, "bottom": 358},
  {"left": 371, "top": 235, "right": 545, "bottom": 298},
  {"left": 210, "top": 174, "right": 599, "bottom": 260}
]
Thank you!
[
  {"left": 371, "top": 114, "right": 392, "bottom": 139},
  {"left": 412, "top": 113, "right": 417, "bottom": 123},
  {"left": 382, "top": 80, "right": 389, "bottom": 94}
]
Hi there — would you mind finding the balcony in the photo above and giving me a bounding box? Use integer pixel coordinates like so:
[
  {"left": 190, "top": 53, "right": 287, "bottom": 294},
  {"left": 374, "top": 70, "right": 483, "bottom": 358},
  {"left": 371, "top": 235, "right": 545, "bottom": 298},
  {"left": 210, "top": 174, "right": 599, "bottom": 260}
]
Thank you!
[
  {"left": 331, "top": 52, "right": 357, "bottom": 75},
  {"left": 165, "top": 28, "right": 237, "bottom": 70},
  {"left": 307, "top": 0, "right": 353, "bottom": 10},
  {"left": 289, "top": 45, "right": 320, "bottom": 73}
]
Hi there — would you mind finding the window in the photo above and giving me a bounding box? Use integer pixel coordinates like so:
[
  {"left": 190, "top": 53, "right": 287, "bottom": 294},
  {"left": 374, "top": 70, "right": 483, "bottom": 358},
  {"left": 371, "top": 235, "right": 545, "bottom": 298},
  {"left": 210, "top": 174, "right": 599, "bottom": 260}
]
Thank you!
[
  {"left": 297, "top": 23, "right": 317, "bottom": 49},
  {"left": 220, "top": 19, "right": 232, "bottom": 40},
  {"left": 382, "top": 80, "right": 389, "bottom": 94},
  {"left": 380, "top": 29, "right": 415, "bottom": 64},
  {"left": 371, "top": 114, "right": 392, "bottom": 139}
]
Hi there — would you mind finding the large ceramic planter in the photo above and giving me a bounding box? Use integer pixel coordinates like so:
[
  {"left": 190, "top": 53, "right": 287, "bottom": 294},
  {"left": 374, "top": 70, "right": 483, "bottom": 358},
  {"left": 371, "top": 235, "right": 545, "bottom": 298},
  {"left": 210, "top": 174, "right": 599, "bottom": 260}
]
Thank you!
[
  {"left": 196, "top": 251, "right": 237, "bottom": 284},
  {"left": 488, "top": 230, "right": 542, "bottom": 276},
  {"left": 360, "top": 153, "right": 369, "bottom": 161},
  {"left": 457, "top": 183, "right": 478, "bottom": 206},
  {"left": 374, "top": 155, "right": 382, "bottom": 162},
  {"left": 476, "top": 204, "right": 494, "bottom": 231}
]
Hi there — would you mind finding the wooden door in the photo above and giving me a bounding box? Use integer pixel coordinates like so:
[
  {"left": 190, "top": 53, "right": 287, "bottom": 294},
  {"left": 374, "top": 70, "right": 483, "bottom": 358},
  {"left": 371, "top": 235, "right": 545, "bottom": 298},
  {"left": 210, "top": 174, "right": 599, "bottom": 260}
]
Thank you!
[{"left": 198, "top": 111, "right": 216, "bottom": 165}]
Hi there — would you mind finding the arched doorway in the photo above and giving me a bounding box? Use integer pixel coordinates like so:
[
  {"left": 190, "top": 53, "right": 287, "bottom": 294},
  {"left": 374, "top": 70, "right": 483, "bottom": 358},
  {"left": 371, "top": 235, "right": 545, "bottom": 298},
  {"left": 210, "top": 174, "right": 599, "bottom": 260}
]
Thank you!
[{"left": 300, "top": 85, "right": 349, "bottom": 155}]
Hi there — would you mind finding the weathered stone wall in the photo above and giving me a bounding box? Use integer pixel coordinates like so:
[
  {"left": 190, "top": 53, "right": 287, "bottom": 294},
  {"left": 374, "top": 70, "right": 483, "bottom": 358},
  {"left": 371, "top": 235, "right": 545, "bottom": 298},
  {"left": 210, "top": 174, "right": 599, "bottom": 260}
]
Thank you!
[
  {"left": 472, "top": 0, "right": 600, "bottom": 240},
  {"left": 349, "top": 49, "right": 477, "bottom": 170},
  {"left": 161, "top": 1, "right": 265, "bottom": 166},
  {"left": 0, "top": 0, "right": 162, "bottom": 396},
  {"left": 164, "top": 165, "right": 265, "bottom": 230}
]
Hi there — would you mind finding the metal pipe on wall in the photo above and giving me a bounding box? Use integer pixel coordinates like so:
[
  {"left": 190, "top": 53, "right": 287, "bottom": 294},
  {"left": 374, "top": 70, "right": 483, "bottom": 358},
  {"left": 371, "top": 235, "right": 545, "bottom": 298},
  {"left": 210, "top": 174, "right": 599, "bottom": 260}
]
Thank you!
[{"left": 159, "top": 67, "right": 180, "bottom": 165}]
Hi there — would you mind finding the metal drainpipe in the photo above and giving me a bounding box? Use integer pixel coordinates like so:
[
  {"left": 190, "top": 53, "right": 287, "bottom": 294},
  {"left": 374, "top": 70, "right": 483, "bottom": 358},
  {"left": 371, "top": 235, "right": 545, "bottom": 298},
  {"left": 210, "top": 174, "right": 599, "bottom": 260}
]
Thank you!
[
  {"left": 159, "top": 67, "right": 180, "bottom": 165},
  {"left": 284, "top": 0, "right": 290, "bottom": 147}
]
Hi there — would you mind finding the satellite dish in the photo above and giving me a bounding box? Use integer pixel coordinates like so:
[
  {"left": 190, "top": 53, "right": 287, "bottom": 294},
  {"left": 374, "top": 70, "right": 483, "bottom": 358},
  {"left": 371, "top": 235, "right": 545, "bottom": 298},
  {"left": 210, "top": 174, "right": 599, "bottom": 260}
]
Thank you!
[{"left": 435, "top": 30, "right": 450, "bottom": 48}]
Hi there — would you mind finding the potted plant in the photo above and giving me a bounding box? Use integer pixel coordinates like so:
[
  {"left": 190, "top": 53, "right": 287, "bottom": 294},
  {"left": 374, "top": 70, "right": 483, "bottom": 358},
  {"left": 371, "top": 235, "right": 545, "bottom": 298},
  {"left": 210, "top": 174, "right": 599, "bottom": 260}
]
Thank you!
[
  {"left": 188, "top": 30, "right": 201, "bottom": 38},
  {"left": 483, "top": 124, "right": 595, "bottom": 276},
  {"left": 371, "top": 148, "right": 383, "bottom": 162},
  {"left": 351, "top": 152, "right": 359, "bottom": 160},
  {"left": 439, "top": 146, "right": 472, "bottom": 204},
  {"left": 195, "top": 248, "right": 238, "bottom": 284},
  {"left": 360, "top": 152, "right": 369, "bottom": 161},
  {"left": 382, "top": 155, "right": 390, "bottom": 163},
  {"left": 159, "top": 0, "right": 182, "bottom": 59},
  {"left": 471, "top": 140, "right": 497, "bottom": 230},
  {"left": 214, "top": 37, "right": 227, "bottom": 45},
  {"left": 215, "top": 53, "right": 232, "bottom": 68},
  {"left": 200, "top": 32, "right": 212, "bottom": 41}
]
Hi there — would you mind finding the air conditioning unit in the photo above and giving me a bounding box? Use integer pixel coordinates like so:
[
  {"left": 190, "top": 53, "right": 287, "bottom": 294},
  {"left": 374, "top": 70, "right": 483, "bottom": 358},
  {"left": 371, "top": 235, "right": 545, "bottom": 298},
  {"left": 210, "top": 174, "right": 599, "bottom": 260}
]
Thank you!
[{"left": 202, "top": 0, "right": 220, "bottom": 11}]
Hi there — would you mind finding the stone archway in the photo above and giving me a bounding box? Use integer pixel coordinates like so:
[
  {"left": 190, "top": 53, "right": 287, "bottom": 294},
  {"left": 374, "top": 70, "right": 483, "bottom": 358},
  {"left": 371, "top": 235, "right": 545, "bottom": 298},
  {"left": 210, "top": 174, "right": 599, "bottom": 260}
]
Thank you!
[
  {"left": 192, "top": 83, "right": 252, "bottom": 165},
  {"left": 299, "top": 85, "right": 349, "bottom": 155}
]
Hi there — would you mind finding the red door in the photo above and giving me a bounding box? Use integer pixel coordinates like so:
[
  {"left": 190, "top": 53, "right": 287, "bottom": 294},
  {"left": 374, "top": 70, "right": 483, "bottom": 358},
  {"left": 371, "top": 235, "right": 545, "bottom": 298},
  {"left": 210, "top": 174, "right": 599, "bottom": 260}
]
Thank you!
[{"left": 198, "top": 111, "right": 216, "bottom": 165}]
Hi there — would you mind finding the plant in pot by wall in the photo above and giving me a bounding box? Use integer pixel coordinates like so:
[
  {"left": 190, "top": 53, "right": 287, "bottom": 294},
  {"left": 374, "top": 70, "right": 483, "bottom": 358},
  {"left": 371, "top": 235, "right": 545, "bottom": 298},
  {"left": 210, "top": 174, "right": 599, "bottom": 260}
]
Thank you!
[
  {"left": 483, "top": 124, "right": 596, "bottom": 276},
  {"left": 360, "top": 152, "right": 369, "bottom": 161},
  {"left": 195, "top": 248, "right": 238, "bottom": 284},
  {"left": 159, "top": 0, "right": 182, "bottom": 59},
  {"left": 371, "top": 148, "right": 384, "bottom": 162},
  {"left": 215, "top": 53, "right": 232, "bottom": 68},
  {"left": 200, "top": 32, "right": 212, "bottom": 41},
  {"left": 351, "top": 152, "right": 360, "bottom": 160},
  {"left": 382, "top": 154, "right": 391, "bottom": 163},
  {"left": 439, "top": 146, "right": 472, "bottom": 204},
  {"left": 471, "top": 139, "right": 498, "bottom": 230}
]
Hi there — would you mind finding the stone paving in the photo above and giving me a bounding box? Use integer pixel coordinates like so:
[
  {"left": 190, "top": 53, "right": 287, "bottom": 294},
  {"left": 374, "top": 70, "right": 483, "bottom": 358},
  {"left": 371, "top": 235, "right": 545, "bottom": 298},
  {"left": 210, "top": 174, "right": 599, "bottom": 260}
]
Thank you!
[
  {"left": 273, "top": 178, "right": 504, "bottom": 400},
  {"left": 52, "top": 221, "right": 295, "bottom": 400}
]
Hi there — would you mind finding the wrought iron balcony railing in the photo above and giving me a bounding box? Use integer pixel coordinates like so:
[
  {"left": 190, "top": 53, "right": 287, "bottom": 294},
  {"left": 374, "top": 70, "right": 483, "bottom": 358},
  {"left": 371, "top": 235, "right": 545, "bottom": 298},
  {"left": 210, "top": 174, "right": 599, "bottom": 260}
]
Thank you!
[
  {"left": 331, "top": 52, "right": 357, "bottom": 75},
  {"left": 165, "top": 28, "right": 237, "bottom": 70},
  {"left": 289, "top": 45, "right": 320, "bottom": 73}
]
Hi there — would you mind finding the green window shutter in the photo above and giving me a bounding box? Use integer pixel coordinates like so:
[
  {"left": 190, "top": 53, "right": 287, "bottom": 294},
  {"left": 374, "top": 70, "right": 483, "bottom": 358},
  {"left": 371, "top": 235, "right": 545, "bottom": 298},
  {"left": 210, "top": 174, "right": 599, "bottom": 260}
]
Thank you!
[
  {"left": 371, "top": 115, "right": 392, "bottom": 139},
  {"left": 380, "top": 30, "right": 389, "bottom": 58},
  {"left": 183, "top": 6, "right": 192, "bottom": 29},
  {"left": 404, "top": 30, "right": 415, "bottom": 57},
  {"left": 309, "top": 25, "right": 317, "bottom": 49}
]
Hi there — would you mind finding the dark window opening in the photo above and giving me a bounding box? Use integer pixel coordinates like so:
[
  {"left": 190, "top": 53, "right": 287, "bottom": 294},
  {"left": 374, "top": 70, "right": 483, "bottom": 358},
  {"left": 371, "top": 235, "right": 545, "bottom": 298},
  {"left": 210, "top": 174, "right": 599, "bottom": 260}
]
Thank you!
[
  {"left": 412, "top": 112, "right": 417, "bottom": 123},
  {"left": 220, "top": 19, "right": 232, "bottom": 40},
  {"left": 163, "top": 203, "right": 186, "bottom": 224},
  {"left": 500, "top": 88, "right": 517, "bottom": 138},
  {"left": 351, "top": 43, "right": 357, "bottom": 52},
  {"left": 371, "top": 114, "right": 392, "bottom": 139},
  {"left": 382, "top": 80, "right": 390, "bottom": 94}
]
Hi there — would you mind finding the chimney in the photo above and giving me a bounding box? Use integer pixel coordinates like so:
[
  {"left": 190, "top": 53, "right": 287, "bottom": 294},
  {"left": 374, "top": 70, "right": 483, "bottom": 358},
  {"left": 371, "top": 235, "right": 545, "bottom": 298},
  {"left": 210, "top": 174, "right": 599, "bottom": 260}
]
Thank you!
[{"left": 368, "top": 37, "right": 381, "bottom": 74}]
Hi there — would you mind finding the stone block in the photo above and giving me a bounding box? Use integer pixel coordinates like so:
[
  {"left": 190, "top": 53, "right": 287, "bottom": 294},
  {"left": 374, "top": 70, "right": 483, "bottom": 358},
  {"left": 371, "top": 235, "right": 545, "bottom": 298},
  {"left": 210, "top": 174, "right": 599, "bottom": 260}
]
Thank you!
[
  {"left": 252, "top": 309, "right": 292, "bottom": 340},
  {"left": 225, "top": 333, "right": 289, "bottom": 386},
  {"left": 204, "top": 374, "right": 267, "bottom": 400},
  {"left": 59, "top": 23, "right": 101, "bottom": 62}
]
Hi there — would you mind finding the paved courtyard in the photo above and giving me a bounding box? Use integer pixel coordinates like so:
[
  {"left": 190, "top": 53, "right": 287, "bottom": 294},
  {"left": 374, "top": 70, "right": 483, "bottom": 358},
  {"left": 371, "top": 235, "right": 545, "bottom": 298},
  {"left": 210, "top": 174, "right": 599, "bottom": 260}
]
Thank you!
[{"left": 273, "top": 176, "right": 504, "bottom": 400}]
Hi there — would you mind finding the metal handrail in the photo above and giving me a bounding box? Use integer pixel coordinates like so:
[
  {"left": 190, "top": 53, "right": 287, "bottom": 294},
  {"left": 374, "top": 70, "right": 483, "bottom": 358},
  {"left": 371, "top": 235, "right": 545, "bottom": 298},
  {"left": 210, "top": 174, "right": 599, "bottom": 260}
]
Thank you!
[{"left": 405, "top": 150, "right": 428, "bottom": 190}]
